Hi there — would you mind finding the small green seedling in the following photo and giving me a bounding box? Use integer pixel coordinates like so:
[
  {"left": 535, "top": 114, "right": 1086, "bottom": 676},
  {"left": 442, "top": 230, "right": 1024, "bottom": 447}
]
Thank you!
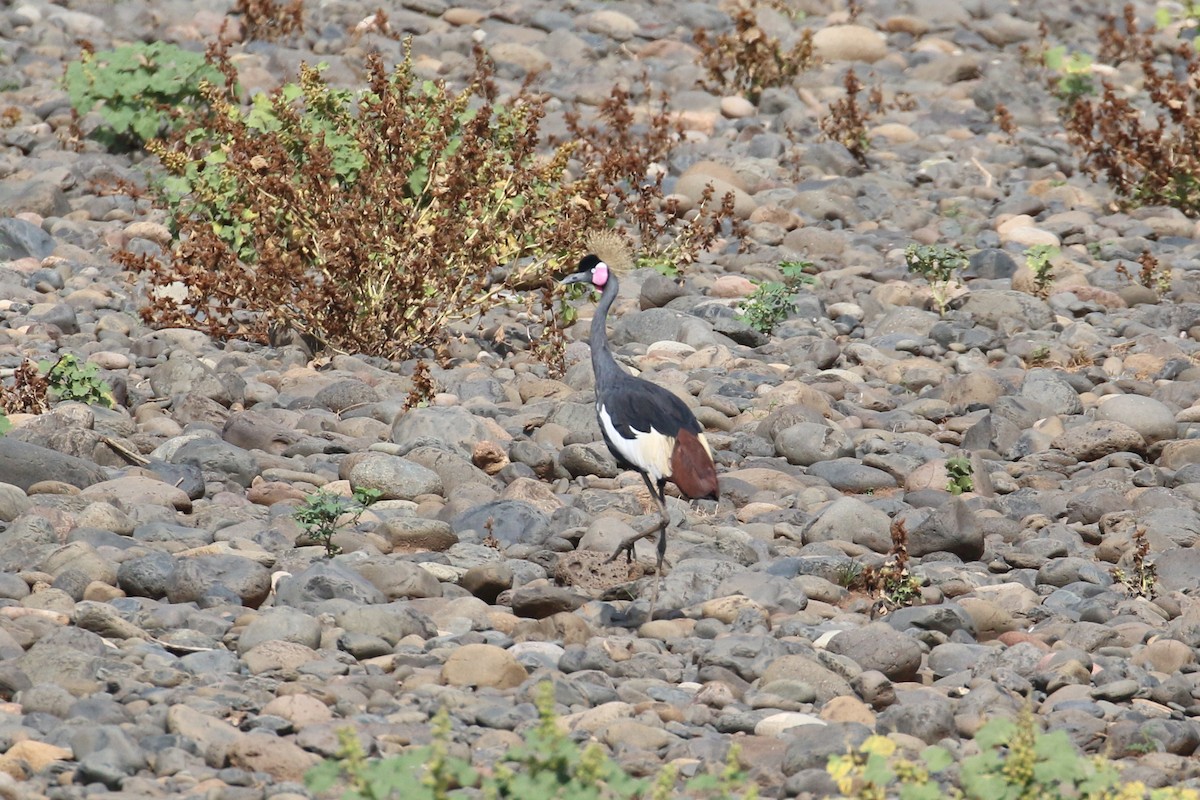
[
  {"left": 1026, "top": 345, "right": 1051, "bottom": 366},
  {"left": 40, "top": 354, "right": 115, "bottom": 408},
  {"left": 737, "top": 281, "right": 797, "bottom": 335},
  {"left": 945, "top": 455, "right": 974, "bottom": 495},
  {"left": 1044, "top": 46, "right": 1095, "bottom": 106},
  {"left": 294, "top": 486, "right": 381, "bottom": 557},
  {"left": 904, "top": 244, "right": 967, "bottom": 316},
  {"left": 1024, "top": 244, "right": 1060, "bottom": 298},
  {"left": 779, "top": 259, "right": 817, "bottom": 288}
]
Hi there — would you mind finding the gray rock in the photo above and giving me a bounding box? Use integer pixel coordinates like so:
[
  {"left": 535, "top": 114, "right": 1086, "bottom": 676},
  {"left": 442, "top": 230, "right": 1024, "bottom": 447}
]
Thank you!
[
  {"left": 351, "top": 556, "right": 443, "bottom": 599},
  {"left": 349, "top": 453, "right": 443, "bottom": 500},
  {"left": 274, "top": 561, "right": 387, "bottom": 609},
  {"left": 775, "top": 422, "right": 854, "bottom": 466},
  {"left": 170, "top": 439, "right": 260, "bottom": 487},
  {"left": 611, "top": 307, "right": 721, "bottom": 349},
  {"left": 0, "top": 514, "right": 60, "bottom": 572},
  {"left": 451, "top": 500, "right": 553, "bottom": 546},
  {"left": 0, "top": 482, "right": 30, "bottom": 522},
  {"left": 806, "top": 459, "right": 897, "bottom": 492},
  {"left": 166, "top": 555, "right": 272, "bottom": 608},
  {"left": 314, "top": 379, "right": 381, "bottom": 412},
  {"left": 222, "top": 411, "right": 303, "bottom": 454},
  {"left": 237, "top": 608, "right": 324, "bottom": 654},
  {"left": 884, "top": 603, "right": 976, "bottom": 637},
  {"left": 1107, "top": 718, "right": 1200, "bottom": 757},
  {"left": 1037, "top": 557, "right": 1113, "bottom": 588},
  {"left": 1019, "top": 368, "right": 1083, "bottom": 415},
  {"left": 698, "top": 634, "right": 790, "bottom": 682},
  {"left": 0, "top": 216, "right": 55, "bottom": 259},
  {"left": 897, "top": 499, "right": 984, "bottom": 560},
  {"left": 826, "top": 622, "right": 923, "bottom": 682},
  {"left": 392, "top": 406, "right": 496, "bottom": 458},
  {"left": 1051, "top": 421, "right": 1145, "bottom": 461},
  {"left": 875, "top": 697, "right": 956, "bottom": 744},
  {"left": 956, "top": 290, "right": 1054, "bottom": 331},
  {"left": 28, "top": 302, "right": 78, "bottom": 333},
  {"left": 1154, "top": 548, "right": 1200, "bottom": 593},
  {"left": 1095, "top": 395, "right": 1177, "bottom": 445},
  {"left": 805, "top": 496, "right": 891, "bottom": 553},
  {"left": 927, "top": 642, "right": 992, "bottom": 678},
  {"left": 403, "top": 446, "right": 493, "bottom": 492},
  {"left": 559, "top": 442, "right": 621, "bottom": 478},
  {"left": 657, "top": 559, "right": 749, "bottom": 609},
  {"left": 0, "top": 437, "right": 107, "bottom": 490},
  {"left": 759, "top": 653, "right": 856, "bottom": 704},
  {"left": 116, "top": 552, "right": 176, "bottom": 599},
  {"left": 461, "top": 563, "right": 513, "bottom": 603},
  {"left": 781, "top": 721, "right": 871, "bottom": 774},
  {"left": 69, "top": 723, "right": 147, "bottom": 788},
  {"left": 0, "top": 179, "right": 70, "bottom": 217},
  {"left": 335, "top": 603, "right": 436, "bottom": 643},
  {"left": 510, "top": 585, "right": 587, "bottom": 618},
  {"left": 150, "top": 352, "right": 244, "bottom": 406}
]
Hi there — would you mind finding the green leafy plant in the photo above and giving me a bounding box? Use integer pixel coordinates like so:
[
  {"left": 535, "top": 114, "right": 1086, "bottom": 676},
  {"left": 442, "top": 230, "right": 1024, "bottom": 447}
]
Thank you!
[
  {"left": 64, "top": 41, "right": 223, "bottom": 151},
  {"left": 1155, "top": 2, "right": 1200, "bottom": 38},
  {"left": 945, "top": 455, "right": 974, "bottom": 496},
  {"left": 779, "top": 259, "right": 816, "bottom": 287},
  {"left": 1024, "top": 244, "right": 1059, "bottom": 298},
  {"left": 834, "top": 561, "right": 866, "bottom": 589},
  {"left": 737, "top": 281, "right": 797, "bottom": 335},
  {"left": 693, "top": 1, "right": 815, "bottom": 104},
  {"left": 294, "top": 487, "right": 381, "bottom": 557},
  {"left": 1043, "top": 45, "right": 1096, "bottom": 107},
  {"left": 904, "top": 244, "right": 967, "bottom": 316},
  {"left": 307, "top": 683, "right": 758, "bottom": 799},
  {"left": 829, "top": 707, "right": 1200, "bottom": 800},
  {"left": 638, "top": 254, "right": 679, "bottom": 278},
  {"left": 1113, "top": 525, "right": 1157, "bottom": 600},
  {"left": 40, "top": 355, "right": 114, "bottom": 408},
  {"left": 735, "top": 259, "right": 815, "bottom": 334},
  {"left": 1026, "top": 345, "right": 1051, "bottom": 367}
]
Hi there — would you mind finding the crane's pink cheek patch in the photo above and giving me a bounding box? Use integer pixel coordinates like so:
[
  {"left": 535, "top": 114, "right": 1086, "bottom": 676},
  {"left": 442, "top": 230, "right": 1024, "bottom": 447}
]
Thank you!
[{"left": 593, "top": 262, "right": 609, "bottom": 287}]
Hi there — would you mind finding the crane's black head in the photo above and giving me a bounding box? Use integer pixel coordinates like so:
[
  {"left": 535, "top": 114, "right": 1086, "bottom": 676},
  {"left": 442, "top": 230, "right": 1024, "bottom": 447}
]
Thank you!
[{"left": 561, "top": 254, "right": 610, "bottom": 289}]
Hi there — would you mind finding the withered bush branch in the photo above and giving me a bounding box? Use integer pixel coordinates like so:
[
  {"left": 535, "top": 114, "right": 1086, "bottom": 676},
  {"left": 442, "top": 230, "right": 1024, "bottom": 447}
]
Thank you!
[
  {"left": 121, "top": 45, "right": 739, "bottom": 362},
  {"left": 1065, "top": 5, "right": 1200, "bottom": 216}
]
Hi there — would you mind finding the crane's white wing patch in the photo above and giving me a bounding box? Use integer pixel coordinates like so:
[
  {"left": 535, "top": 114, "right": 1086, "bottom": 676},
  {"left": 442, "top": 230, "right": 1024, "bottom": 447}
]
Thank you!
[{"left": 598, "top": 403, "right": 674, "bottom": 482}]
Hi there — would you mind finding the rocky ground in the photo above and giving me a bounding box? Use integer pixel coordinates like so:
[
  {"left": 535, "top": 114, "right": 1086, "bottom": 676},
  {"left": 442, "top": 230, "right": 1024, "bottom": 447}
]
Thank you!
[{"left": 1, "top": 0, "right": 1200, "bottom": 798}]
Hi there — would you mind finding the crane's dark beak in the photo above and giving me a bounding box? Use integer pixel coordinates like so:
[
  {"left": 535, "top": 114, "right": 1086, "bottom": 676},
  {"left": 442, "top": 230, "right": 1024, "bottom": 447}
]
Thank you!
[{"left": 560, "top": 272, "right": 590, "bottom": 286}]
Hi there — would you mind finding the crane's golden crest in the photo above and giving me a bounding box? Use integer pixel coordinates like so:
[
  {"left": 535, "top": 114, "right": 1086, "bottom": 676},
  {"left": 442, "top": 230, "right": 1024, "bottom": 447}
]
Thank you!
[{"left": 583, "top": 230, "right": 634, "bottom": 274}]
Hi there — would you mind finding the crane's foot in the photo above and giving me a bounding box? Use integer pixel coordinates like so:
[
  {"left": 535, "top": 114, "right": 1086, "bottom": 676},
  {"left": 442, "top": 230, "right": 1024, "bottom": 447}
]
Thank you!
[
  {"left": 605, "top": 515, "right": 665, "bottom": 566},
  {"left": 605, "top": 528, "right": 653, "bottom": 566}
]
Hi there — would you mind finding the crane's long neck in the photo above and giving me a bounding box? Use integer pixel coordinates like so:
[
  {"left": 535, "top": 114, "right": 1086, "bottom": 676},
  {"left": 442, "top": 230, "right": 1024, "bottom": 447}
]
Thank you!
[{"left": 590, "top": 271, "right": 626, "bottom": 385}]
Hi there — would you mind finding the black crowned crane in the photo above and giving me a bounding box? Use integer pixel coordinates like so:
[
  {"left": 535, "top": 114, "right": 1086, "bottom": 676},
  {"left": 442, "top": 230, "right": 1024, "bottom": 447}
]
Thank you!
[{"left": 561, "top": 251, "right": 719, "bottom": 598}]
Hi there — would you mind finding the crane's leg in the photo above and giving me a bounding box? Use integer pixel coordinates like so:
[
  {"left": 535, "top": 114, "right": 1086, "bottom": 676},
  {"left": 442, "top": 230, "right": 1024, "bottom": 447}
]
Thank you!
[
  {"left": 606, "top": 473, "right": 670, "bottom": 566},
  {"left": 605, "top": 474, "right": 670, "bottom": 617}
]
